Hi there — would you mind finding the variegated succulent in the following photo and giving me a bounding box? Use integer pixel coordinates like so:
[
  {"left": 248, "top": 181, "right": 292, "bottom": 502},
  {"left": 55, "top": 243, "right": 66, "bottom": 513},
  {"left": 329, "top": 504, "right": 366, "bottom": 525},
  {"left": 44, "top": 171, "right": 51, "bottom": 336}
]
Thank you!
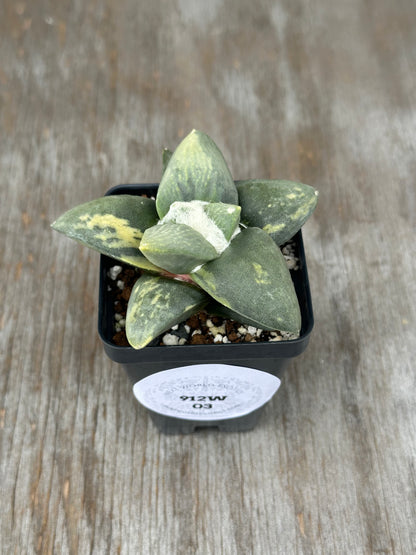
[{"left": 52, "top": 130, "right": 318, "bottom": 349}]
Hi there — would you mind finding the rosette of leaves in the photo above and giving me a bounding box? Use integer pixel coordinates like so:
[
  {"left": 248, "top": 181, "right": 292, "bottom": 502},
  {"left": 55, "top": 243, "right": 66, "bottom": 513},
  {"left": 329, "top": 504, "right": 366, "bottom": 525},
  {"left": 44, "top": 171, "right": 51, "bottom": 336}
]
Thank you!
[{"left": 52, "top": 130, "right": 318, "bottom": 349}]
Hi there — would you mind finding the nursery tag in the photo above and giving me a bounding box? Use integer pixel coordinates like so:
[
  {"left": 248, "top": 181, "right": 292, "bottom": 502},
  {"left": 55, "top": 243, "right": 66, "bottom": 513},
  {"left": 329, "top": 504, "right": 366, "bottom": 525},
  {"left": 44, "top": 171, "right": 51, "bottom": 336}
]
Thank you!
[{"left": 132, "top": 364, "right": 280, "bottom": 421}]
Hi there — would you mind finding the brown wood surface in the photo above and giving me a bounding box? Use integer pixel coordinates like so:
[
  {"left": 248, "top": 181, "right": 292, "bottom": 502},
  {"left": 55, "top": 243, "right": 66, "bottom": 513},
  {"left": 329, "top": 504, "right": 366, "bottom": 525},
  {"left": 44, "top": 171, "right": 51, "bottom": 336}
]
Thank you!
[{"left": 1, "top": 0, "right": 415, "bottom": 553}]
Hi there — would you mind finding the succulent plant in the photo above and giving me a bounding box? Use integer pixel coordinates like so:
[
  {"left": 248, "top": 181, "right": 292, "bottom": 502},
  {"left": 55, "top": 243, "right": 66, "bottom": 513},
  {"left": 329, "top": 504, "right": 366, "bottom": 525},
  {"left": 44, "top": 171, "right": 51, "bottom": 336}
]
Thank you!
[{"left": 52, "top": 130, "right": 318, "bottom": 349}]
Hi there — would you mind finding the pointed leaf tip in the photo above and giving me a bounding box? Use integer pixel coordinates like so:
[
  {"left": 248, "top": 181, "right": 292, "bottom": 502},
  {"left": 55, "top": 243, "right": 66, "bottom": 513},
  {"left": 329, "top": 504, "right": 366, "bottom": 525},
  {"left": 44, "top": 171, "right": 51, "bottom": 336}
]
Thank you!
[
  {"left": 237, "top": 179, "right": 318, "bottom": 245},
  {"left": 156, "top": 130, "right": 238, "bottom": 218},
  {"left": 162, "top": 148, "right": 173, "bottom": 175}
]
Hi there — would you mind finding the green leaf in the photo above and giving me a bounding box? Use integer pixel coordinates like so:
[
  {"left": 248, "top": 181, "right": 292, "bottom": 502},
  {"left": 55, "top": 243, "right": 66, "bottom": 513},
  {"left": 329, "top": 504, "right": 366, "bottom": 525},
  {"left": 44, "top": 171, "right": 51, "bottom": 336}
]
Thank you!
[
  {"left": 140, "top": 221, "right": 219, "bottom": 274},
  {"left": 51, "top": 195, "right": 161, "bottom": 271},
  {"left": 156, "top": 130, "right": 238, "bottom": 218},
  {"left": 236, "top": 180, "right": 318, "bottom": 245},
  {"left": 162, "top": 148, "right": 173, "bottom": 175},
  {"left": 126, "top": 275, "right": 208, "bottom": 349},
  {"left": 193, "top": 227, "right": 301, "bottom": 334},
  {"left": 203, "top": 203, "right": 241, "bottom": 241}
]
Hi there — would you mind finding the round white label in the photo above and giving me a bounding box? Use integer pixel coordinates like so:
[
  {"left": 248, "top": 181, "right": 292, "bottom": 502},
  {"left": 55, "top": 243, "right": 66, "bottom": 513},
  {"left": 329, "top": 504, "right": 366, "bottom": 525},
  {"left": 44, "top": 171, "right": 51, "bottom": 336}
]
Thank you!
[{"left": 132, "top": 364, "right": 281, "bottom": 421}]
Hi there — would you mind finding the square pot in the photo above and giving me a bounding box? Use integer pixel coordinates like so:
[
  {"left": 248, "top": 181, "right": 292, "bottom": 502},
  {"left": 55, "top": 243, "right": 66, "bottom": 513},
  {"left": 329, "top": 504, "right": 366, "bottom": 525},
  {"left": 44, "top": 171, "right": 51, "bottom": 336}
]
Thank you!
[{"left": 98, "top": 184, "right": 314, "bottom": 433}]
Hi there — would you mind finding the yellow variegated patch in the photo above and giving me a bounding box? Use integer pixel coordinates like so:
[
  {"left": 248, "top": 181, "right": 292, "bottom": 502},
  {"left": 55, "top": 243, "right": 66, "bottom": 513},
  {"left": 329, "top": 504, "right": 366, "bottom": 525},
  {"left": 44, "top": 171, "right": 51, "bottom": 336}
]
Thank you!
[
  {"left": 77, "top": 212, "right": 143, "bottom": 246},
  {"left": 52, "top": 195, "right": 161, "bottom": 271},
  {"left": 262, "top": 222, "right": 285, "bottom": 234},
  {"left": 252, "top": 262, "right": 272, "bottom": 285}
]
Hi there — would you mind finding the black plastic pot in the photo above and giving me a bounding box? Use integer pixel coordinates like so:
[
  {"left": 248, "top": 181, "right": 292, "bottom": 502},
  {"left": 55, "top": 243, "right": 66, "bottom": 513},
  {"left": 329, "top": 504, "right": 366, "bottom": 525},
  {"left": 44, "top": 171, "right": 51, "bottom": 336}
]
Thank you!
[{"left": 98, "top": 184, "right": 314, "bottom": 433}]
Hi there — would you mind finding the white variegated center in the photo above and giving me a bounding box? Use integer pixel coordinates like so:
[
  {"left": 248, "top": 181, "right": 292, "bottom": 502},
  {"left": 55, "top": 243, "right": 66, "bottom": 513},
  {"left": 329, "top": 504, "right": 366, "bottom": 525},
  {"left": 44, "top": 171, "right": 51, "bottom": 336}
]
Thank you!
[{"left": 159, "top": 200, "right": 240, "bottom": 255}]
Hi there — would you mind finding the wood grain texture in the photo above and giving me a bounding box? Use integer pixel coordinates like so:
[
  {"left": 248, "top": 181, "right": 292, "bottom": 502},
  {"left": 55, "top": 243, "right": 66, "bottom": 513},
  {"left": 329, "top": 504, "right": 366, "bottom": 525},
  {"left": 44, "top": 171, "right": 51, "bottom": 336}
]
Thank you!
[{"left": 1, "top": 0, "right": 415, "bottom": 553}]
